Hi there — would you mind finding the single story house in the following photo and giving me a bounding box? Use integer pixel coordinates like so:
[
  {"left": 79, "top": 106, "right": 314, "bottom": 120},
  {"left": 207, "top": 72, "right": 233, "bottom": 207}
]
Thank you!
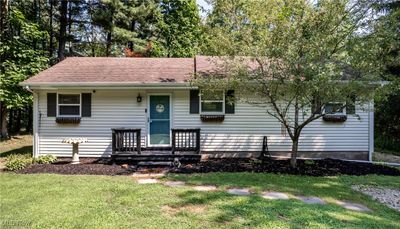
[{"left": 20, "top": 56, "right": 374, "bottom": 161}]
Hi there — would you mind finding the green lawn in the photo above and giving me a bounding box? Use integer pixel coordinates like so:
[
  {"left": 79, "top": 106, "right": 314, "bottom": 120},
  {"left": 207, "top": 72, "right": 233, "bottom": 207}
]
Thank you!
[{"left": 1, "top": 173, "right": 399, "bottom": 229}]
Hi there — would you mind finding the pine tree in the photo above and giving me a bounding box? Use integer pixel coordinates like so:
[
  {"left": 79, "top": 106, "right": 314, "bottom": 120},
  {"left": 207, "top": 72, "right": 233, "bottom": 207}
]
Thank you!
[{"left": 92, "top": 0, "right": 160, "bottom": 56}]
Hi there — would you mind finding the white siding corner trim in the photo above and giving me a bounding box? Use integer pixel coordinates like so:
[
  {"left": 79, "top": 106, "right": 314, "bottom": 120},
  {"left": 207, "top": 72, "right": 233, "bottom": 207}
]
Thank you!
[{"left": 33, "top": 91, "right": 40, "bottom": 158}]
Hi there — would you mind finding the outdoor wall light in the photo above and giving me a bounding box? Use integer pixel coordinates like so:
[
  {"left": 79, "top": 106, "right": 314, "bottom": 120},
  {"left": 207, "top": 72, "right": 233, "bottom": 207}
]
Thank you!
[{"left": 137, "top": 93, "right": 142, "bottom": 103}]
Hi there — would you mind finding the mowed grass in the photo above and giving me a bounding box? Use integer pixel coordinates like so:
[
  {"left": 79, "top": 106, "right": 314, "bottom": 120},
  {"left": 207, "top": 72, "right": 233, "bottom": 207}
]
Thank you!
[
  {"left": 0, "top": 134, "right": 32, "bottom": 157},
  {"left": 1, "top": 173, "right": 399, "bottom": 229}
]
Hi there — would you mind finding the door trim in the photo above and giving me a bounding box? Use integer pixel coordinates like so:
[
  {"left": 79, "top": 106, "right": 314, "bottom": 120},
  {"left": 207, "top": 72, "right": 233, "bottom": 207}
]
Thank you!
[{"left": 147, "top": 93, "right": 172, "bottom": 147}]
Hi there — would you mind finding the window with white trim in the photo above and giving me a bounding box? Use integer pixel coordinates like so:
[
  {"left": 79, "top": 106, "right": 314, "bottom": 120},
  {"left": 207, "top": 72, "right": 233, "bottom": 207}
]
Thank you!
[
  {"left": 324, "top": 102, "right": 344, "bottom": 114},
  {"left": 58, "top": 94, "right": 81, "bottom": 117},
  {"left": 200, "top": 90, "right": 224, "bottom": 114}
]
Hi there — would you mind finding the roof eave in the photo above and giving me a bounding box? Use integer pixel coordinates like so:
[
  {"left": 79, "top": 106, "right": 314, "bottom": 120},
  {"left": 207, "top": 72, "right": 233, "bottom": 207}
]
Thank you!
[{"left": 19, "top": 82, "right": 195, "bottom": 90}]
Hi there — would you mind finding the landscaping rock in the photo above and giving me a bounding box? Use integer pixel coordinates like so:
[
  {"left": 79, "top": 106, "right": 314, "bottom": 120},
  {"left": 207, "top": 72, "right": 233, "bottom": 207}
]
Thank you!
[
  {"left": 164, "top": 181, "right": 186, "bottom": 187},
  {"left": 352, "top": 185, "right": 400, "bottom": 211},
  {"left": 261, "top": 192, "right": 289, "bottom": 200},
  {"left": 227, "top": 188, "right": 251, "bottom": 196},
  {"left": 136, "top": 178, "right": 159, "bottom": 184},
  {"left": 192, "top": 185, "right": 217, "bottom": 191},
  {"left": 335, "top": 200, "right": 371, "bottom": 212},
  {"left": 295, "top": 196, "right": 326, "bottom": 204}
]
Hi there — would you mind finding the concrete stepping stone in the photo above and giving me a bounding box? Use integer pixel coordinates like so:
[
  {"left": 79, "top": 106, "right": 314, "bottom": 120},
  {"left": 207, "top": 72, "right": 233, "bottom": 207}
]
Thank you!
[
  {"left": 132, "top": 173, "right": 165, "bottom": 178},
  {"left": 227, "top": 188, "right": 251, "bottom": 196},
  {"left": 136, "top": 178, "right": 159, "bottom": 184},
  {"left": 193, "top": 185, "right": 218, "bottom": 191},
  {"left": 335, "top": 200, "right": 372, "bottom": 212},
  {"left": 261, "top": 192, "right": 289, "bottom": 200},
  {"left": 164, "top": 181, "right": 186, "bottom": 187},
  {"left": 295, "top": 196, "right": 326, "bottom": 204}
]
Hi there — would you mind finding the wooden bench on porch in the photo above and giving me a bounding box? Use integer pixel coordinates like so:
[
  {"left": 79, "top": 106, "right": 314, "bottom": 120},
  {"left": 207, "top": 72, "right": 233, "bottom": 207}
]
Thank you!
[{"left": 111, "top": 128, "right": 201, "bottom": 164}]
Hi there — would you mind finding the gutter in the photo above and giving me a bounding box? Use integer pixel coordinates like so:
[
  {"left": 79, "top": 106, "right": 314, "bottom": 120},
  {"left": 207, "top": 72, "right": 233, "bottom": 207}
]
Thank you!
[
  {"left": 368, "top": 101, "right": 374, "bottom": 162},
  {"left": 24, "top": 85, "right": 34, "bottom": 93},
  {"left": 19, "top": 82, "right": 194, "bottom": 88}
]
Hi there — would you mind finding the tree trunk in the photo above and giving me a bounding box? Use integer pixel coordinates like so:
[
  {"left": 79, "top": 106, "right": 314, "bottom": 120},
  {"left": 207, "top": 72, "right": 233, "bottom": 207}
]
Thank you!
[
  {"left": 68, "top": 1, "right": 73, "bottom": 54},
  {"left": 291, "top": 97, "right": 300, "bottom": 168},
  {"left": 14, "top": 108, "right": 21, "bottom": 134},
  {"left": 27, "top": 106, "right": 33, "bottom": 133},
  {"left": 58, "top": 0, "right": 68, "bottom": 61},
  {"left": 8, "top": 108, "right": 13, "bottom": 134},
  {"left": 49, "top": 0, "right": 54, "bottom": 59},
  {"left": 290, "top": 138, "right": 299, "bottom": 168},
  {"left": 0, "top": 102, "right": 8, "bottom": 139},
  {"left": 106, "top": 31, "right": 112, "bottom": 56},
  {"left": 0, "top": 0, "right": 8, "bottom": 36},
  {"left": 0, "top": 0, "right": 9, "bottom": 64}
]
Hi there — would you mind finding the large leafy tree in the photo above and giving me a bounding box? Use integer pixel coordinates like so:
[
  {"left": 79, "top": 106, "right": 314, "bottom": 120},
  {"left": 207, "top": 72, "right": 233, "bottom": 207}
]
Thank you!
[
  {"left": 370, "top": 1, "right": 400, "bottom": 152},
  {"left": 196, "top": 0, "right": 381, "bottom": 167},
  {"left": 0, "top": 9, "right": 48, "bottom": 138},
  {"left": 158, "top": 0, "right": 202, "bottom": 57}
]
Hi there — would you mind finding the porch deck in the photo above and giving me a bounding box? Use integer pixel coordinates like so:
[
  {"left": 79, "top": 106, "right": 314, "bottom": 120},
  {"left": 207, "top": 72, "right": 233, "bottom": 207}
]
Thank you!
[{"left": 111, "top": 128, "right": 201, "bottom": 164}]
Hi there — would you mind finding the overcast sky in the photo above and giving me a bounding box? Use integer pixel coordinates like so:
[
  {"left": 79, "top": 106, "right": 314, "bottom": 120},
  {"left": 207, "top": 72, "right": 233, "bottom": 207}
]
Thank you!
[{"left": 196, "top": 0, "right": 212, "bottom": 18}]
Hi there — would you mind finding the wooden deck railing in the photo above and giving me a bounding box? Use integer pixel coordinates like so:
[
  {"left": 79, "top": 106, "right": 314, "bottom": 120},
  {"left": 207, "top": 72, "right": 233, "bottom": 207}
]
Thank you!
[
  {"left": 171, "top": 129, "right": 200, "bottom": 154},
  {"left": 112, "top": 128, "right": 141, "bottom": 154}
]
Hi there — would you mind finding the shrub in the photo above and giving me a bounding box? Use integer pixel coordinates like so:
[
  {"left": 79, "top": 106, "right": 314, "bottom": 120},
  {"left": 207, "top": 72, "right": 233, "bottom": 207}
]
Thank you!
[
  {"left": 375, "top": 135, "right": 400, "bottom": 156},
  {"left": 304, "top": 160, "right": 316, "bottom": 166},
  {"left": 5, "top": 154, "right": 33, "bottom": 171},
  {"left": 35, "top": 155, "right": 57, "bottom": 164}
]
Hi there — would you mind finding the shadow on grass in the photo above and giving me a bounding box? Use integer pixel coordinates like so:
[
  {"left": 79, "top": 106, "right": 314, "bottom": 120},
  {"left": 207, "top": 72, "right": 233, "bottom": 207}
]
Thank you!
[
  {"left": 0, "top": 146, "right": 32, "bottom": 157},
  {"left": 170, "top": 189, "right": 399, "bottom": 228}
]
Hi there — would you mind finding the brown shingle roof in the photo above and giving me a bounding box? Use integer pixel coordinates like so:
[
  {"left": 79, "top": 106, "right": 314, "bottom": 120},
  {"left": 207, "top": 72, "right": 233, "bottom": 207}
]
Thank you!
[{"left": 22, "top": 57, "right": 196, "bottom": 86}]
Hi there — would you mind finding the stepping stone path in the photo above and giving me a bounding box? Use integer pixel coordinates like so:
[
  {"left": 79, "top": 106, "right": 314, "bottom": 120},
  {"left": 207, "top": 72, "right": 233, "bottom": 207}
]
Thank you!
[
  {"left": 193, "top": 185, "right": 218, "bottom": 191},
  {"left": 261, "top": 192, "right": 289, "bottom": 200},
  {"left": 295, "top": 196, "right": 326, "bottom": 205},
  {"left": 136, "top": 178, "right": 159, "bottom": 184},
  {"left": 164, "top": 181, "right": 186, "bottom": 187},
  {"left": 335, "top": 200, "right": 371, "bottom": 212},
  {"left": 135, "top": 178, "right": 370, "bottom": 213},
  {"left": 227, "top": 188, "right": 251, "bottom": 196}
]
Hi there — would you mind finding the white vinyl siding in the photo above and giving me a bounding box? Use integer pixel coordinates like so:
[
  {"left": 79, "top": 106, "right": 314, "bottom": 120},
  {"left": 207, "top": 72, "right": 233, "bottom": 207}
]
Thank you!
[
  {"left": 174, "top": 90, "right": 369, "bottom": 152},
  {"left": 36, "top": 89, "right": 370, "bottom": 157}
]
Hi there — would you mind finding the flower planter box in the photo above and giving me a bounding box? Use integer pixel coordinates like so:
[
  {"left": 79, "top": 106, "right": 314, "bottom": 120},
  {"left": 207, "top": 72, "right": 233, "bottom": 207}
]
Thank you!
[
  {"left": 323, "top": 114, "right": 347, "bottom": 122},
  {"left": 200, "top": 115, "right": 225, "bottom": 122},
  {"left": 56, "top": 117, "right": 81, "bottom": 124}
]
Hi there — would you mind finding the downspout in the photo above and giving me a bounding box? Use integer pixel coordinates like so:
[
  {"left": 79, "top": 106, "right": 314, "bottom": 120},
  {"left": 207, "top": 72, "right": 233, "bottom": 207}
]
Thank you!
[
  {"left": 25, "top": 86, "right": 40, "bottom": 158},
  {"left": 368, "top": 101, "right": 374, "bottom": 162}
]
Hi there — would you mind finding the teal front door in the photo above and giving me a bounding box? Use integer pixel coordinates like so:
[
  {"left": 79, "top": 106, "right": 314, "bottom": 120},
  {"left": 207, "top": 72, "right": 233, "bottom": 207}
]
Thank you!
[{"left": 149, "top": 95, "right": 170, "bottom": 146}]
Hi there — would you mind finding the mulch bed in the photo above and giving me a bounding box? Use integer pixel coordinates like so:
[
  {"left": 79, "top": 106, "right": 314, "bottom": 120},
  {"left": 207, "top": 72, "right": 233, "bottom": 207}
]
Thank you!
[
  {"left": 16, "top": 158, "right": 132, "bottom": 176},
  {"left": 14, "top": 158, "right": 400, "bottom": 176},
  {"left": 171, "top": 158, "right": 400, "bottom": 176}
]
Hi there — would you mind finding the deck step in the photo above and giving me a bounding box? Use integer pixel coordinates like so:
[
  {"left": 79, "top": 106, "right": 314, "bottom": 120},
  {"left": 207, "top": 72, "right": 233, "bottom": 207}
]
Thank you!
[{"left": 137, "top": 161, "right": 173, "bottom": 167}]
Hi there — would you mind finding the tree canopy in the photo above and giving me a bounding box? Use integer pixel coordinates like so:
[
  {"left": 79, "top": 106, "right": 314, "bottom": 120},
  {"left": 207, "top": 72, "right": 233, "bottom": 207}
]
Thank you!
[{"left": 195, "top": 0, "right": 382, "bottom": 167}]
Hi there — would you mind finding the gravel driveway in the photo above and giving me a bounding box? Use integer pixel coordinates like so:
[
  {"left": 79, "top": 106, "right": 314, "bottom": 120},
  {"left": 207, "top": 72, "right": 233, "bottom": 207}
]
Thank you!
[{"left": 352, "top": 185, "right": 400, "bottom": 211}]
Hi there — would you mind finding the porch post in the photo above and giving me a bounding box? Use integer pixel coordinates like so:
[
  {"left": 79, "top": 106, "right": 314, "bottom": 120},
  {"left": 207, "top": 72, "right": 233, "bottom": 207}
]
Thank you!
[{"left": 136, "top": 129, "right": 141, "bottom": 154}]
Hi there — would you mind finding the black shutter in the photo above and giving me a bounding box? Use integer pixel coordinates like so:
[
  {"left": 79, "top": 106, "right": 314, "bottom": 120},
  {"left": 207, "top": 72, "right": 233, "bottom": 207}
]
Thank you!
[
  {"left": 47, "top": 93, "right": 57, "bottom": 117},
  {"left": 346, "top": 95, "right": 356, "bottom": 115},
  {"left": 82, "top": 93, "right": 92, "bottom": 117},
  {"left": 190, "top": 90, "right": 199, "bottom": 114},
  {"left": 225, "top": 90, "right": 235, "bottom": 114}
]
